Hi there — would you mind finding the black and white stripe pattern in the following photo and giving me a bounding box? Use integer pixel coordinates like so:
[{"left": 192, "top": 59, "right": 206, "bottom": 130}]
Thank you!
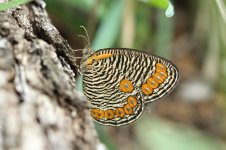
[{"left": 83, "top": 48, "right": 179, "bottom": 126}]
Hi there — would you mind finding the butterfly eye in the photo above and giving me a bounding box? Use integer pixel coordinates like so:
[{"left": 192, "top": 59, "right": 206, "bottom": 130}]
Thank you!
[{"left": 83, "top": 48, "right": 89, "bottom": 55}]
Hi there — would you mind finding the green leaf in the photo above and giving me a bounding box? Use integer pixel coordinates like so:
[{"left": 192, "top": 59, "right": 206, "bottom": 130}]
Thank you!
[
  {"left": 139, "top": 0, "right": 169, "bottom": 9},
  {"left": 139, "top": 0, "right": 174, "bottom": 17},
  {"left": 0, "top": 0, "right": 32, "bottom": 11}
]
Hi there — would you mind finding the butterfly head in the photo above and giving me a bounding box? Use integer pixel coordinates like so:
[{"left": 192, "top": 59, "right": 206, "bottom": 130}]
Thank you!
[
  {"left": 77, "top": 26, "right": 94, "bottom": 73},
  {"left": 79, "top": 46, "right": 94, "bottom": 73},
  {"left": 82, "top": 47, "right": 92, "bottom": 57}
]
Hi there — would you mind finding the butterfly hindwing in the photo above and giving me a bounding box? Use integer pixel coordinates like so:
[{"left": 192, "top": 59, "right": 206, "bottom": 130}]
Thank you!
[{"left": 83, "top": 54, "right": 144, "bottom": 126}]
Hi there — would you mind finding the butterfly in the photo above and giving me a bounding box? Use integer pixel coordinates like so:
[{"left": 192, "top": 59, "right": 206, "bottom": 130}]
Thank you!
[{"left": 72, "top": 26, "right": 179, "bottom": 126}]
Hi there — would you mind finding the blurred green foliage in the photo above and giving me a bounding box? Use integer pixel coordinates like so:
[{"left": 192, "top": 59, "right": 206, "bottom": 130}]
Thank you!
[
  {"left": 0, "top": 0, "right": 31, "bottom": 11},
  {"left": 92, "top": 0, "right": 123, "bottom": 50},
  {"left": 135, "top": 114, "right": 226, "bottom": 150}
]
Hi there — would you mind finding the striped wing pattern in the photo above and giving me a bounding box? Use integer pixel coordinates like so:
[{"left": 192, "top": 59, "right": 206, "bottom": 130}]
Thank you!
[{"left": 83, "top": 48, "right": 179, "bottom": 126}]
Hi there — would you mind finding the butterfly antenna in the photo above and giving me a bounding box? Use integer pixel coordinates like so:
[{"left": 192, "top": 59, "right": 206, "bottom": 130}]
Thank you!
[{"left": 79, "top": 26, "right": 91, "bottom": 47}]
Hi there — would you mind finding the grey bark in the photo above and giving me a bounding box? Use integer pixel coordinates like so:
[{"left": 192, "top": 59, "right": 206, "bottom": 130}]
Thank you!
[{"left": 0, "top": 1, "right": 103, "bottom": 150}]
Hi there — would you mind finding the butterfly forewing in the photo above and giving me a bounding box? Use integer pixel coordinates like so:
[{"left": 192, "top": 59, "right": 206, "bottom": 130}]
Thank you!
[{"left": 83, "top": 48, "right": 179, "bottom": 126}]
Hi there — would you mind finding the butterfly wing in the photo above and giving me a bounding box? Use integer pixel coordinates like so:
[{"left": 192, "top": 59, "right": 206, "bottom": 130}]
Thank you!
[
  {"left": 83, "top": 48, "right": 179, "bottom": 126},
  {"left": 83, "top": 54, "right": 144, "bottom": 126}
]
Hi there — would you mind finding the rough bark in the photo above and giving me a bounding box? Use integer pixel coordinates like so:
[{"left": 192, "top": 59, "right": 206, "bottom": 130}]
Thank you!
[{"left": 0, "top": 1, "right": 102, "bottom": 150}]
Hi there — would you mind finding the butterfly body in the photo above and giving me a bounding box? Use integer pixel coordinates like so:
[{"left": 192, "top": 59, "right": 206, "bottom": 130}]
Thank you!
[{"left": 81, "top": 48, "right": 179, "bottom": 126}]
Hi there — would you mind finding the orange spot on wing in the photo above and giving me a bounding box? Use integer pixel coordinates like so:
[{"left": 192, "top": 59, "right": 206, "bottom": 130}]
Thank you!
[
  {"left": 124, "top": 104, "right": 133, "bottom": 115},
  {"left": 127, "top": 96, "right": 137, "bottom": 108},
  {"left": 92, "top": 53, "right": 113, "bottom": 61},
  {"left": 153, "top": 73, "right": 165, "bottom": 83},
  {"left": 116, "top": 108, "right": 125, "bottom": 118},
  {"left": 147, "top": 77, "right": 159, "bottom": 89},
  {"left": 119, "top": 79, "right": 134, "bottom": 93},
  {"left": 105, "top": 109, "right": 115, "bottom": 119},
  {"left": 91, "top": 109, "right": 104, "bottom": 119},
  {"left": 156, "top": 69, "right": 167, "bottom": 79},
  {"left": 141, "top": 84, "right": 153, "bottom": 95},
  {"left": 156, "top": 63, "right": 167, "bottom": 71}
]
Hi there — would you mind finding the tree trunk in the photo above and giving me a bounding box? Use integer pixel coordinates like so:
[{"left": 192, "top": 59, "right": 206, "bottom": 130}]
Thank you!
[{"left": 0, "top": 1, "right": 102, "bottom": 150}]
